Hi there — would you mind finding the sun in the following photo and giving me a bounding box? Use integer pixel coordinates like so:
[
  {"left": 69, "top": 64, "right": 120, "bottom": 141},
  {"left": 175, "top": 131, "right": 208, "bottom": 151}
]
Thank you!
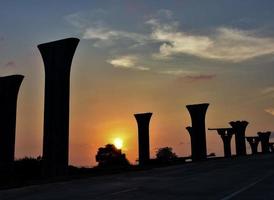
[{"left": 113, "top": 138, "right": 123, "bottom": 149}]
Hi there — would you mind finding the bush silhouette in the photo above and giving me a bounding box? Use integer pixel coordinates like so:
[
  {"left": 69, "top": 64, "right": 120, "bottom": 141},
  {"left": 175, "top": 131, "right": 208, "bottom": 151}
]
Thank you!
[
  {"left": 156, "top": 147, "right": 178, "bottom": 163},
  {"left": 14, "top": 156, "right": 42, "bottom": 180},
  {"left": 95, "top": 144, "right": 130, "bottom": 168}
]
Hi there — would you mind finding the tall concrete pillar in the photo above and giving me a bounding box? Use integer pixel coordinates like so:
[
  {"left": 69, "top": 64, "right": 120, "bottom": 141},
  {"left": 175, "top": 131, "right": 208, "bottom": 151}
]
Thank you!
[
  {"left": 0, "top": 75, "right": 24, "bottom": 178},
  {"left": 229, "top": 121, "right": 248, "bottom": 156},
  {"left": 246, "top": 137, "right": 260, "bottom": 154},
  {"left": 186, "top": 103, "right": 209, "bottom": 161},
  {"left": 38, "top": 38, "right": 79, "bottom": 177},
  {"left": 257, "top": 132, "right": 271, "bottom": 153},
  {"left": 208, "top": 128, "right": 234, "bottom": 158},
  {"left": 134, "top": 112, "right": 152, "bottom": 166}
]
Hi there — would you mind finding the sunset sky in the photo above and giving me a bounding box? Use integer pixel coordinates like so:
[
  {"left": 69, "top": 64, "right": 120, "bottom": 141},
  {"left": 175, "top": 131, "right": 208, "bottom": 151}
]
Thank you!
[{"left": 1, "top": 0, "right": 274, "bottom": 166}]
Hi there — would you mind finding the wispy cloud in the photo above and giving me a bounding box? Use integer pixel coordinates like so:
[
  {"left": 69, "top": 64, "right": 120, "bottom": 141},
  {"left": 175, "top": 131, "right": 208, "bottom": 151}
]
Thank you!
[
  {"left": 148, "top": 19, "right": 274, "bottom": 62},
  {"left": 265, "top": 108, "right": 274, "bottom": 116},
  {"left": 65, "top": 9, "right": 108, "bottom": 29},
  {"left": 107, "top": 55, "right": 149, "bottom": 71},
  {"left": 185, "top": 74, "right": 216, "bottom": 81},
  {"left": 173, "top": 74, "right": 216, "bottom": 82},
  {"left": 66, "top": 9, "right": 274, "bottom": 75},
  {"left": 159, "top": 69, "right": 216, "bottom": 81},
  {"left": 0, "top": 61, "right": 17, "bottom": 76},
  {"left": 83, "top": 26, "right": 148, "bottom": 46},
  {"left": 262, "top": 86, "right": 274, "bottom": 95},
  {"left": 65, "top": 10, "right": 149, "bottom": 48},
  {"left": 159, "top": 69, "right": 198, "bottom": 76},
  {"left": 5, "top": 61, "right": 16, "bottom": 67}
]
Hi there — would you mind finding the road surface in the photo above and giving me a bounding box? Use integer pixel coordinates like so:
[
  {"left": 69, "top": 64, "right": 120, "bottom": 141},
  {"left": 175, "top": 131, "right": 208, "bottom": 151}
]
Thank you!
[{"left": 1, "top": 154, "right": 274, "bottom": 200}]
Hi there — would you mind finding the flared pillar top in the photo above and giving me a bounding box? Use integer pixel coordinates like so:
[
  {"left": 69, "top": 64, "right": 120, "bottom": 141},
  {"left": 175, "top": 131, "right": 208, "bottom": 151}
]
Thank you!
[
  {"left": 37, "top": 37, "right": 80, "bottom": 72},
  {"left": 186, "top": 103, "right": 209, "bottom": 119},
  {"left": 134, "top": 112, "right": 153, "bottom": 123},
  {"left": 246, "top": 136, "right": 260, "bottom": 144},
  {"left": 257, "top": 131, "right": 271, "bottom": 141},
  {"left": 37, "top": 37, "right": 79, "bottom": 50},
  {"left": 0, "top": 75, "right": 24, "bottom": 92},
  {"left": 229, "top": 121, "right": 249, "bottom": 129}
]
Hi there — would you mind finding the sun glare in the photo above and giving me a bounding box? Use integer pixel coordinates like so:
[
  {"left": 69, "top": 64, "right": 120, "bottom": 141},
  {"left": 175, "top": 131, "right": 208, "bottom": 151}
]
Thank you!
[{"left": 114, "top": 138, "right": 123, "bottom": 149}]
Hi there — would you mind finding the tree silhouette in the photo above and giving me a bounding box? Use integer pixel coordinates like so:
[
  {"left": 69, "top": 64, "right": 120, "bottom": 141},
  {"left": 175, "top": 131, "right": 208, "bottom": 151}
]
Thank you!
[
  {"left": 95, "top": 144, "right": 130, "bottom": 168},
  {"left": 156, "top": 147, "right": 178, "bottom": 163}
]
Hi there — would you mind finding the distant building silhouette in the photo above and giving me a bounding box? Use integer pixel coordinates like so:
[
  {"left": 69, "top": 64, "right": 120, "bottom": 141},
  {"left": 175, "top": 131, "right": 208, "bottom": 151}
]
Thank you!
[
  {"left": 38, "top": 38, "right": 79, "bottom": 177},
  {"left": 0, "top": 75, "right": 24, "bottom": 178},
  {"left": 208, "top": 128, "right": 234, "bottom": 158},
  {"left": 246, "top": 136, "right": 260, "bottom": 154},
  {"left": 186, "top": 103, "right": 209, "bottom": 161},
  {"left": 258, "top": 132, "right": 271, "bottom": 153},
  {"left": 229, "top": 121, "right": 248, "bottom": 156},
  {"left": 134, "top": 112, "right": 152, "bottom": 166}
]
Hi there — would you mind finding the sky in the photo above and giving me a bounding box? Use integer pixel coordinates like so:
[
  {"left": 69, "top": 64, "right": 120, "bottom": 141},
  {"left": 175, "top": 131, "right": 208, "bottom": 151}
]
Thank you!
[{"left": 1, "top": 0, "right": 274, "bottom": 166}]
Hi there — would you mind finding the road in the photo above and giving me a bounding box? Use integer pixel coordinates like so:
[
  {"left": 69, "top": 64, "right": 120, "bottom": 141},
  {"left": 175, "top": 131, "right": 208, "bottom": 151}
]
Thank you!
[{"left": 1, "top": 154, "right": 274, "bottom": 200}]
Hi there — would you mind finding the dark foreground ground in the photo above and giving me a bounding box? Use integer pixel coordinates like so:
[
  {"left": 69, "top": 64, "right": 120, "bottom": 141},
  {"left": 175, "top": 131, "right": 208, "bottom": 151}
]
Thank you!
[{"left": 1, "top": 154, "right": 274, "bottom": 200}]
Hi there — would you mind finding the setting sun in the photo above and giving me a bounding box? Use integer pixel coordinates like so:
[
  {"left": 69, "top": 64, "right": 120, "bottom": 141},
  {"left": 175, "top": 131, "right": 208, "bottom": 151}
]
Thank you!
[{"left": 113, "top": 138, "right": 123, "bottom": 149}]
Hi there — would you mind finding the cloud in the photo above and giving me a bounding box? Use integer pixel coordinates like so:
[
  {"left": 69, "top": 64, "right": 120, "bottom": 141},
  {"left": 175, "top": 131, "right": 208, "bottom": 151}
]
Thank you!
[
  {"left": 0, "top": 61, "right": 17, "bottom": 76},
  {"left": 174, "top": 74, "right": 216, "bottom": 82},
  {"left": 185, "top": 74, "right": 216, "bottom": 80},
  {"left": 262, "top": 86, "right": 274, "bottom": 95},
  {"left": 67, "top": 9, "right": 274, "bottom": 62},
  {"left": 83, "top": 26, "right": 148, "bottom": 46},
  {"left": 148, "top": 19, "right": 274, "bottom": 62},
  {"left": 5, "top": 61, "right": 16, "bottom": 67},
  {"left": 107, "top": 55, "right": 149, "bottom": 71},
  {"left": 65, "top": 10, "right": 149, "bottom": 47},
  {"left": 65, "top": 9, "right": 108, "bottom": 29},
  {"left": 159, "top": 69, "right": 198, "bottom": 76},
  {"left": 66, "top": 8, "right": 274, "bottom": 69},
  {"left": 160, "top": 69, "right": 216, "bottom": 81},
  {"left": 265, "top": 108, "right": 274, "bottom": 116}
]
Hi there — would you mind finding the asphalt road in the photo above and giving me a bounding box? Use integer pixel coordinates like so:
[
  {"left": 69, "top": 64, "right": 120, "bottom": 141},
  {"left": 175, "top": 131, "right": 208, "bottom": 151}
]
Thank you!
[{"left": 1, "top": 154, "right": 274, "bottom": 200}]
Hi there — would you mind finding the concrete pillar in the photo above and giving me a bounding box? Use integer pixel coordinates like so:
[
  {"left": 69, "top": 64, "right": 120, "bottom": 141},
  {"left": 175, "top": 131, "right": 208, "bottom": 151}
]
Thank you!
[
  {"left": 246, "top": 137, "right": 260, "bottom": 154},
  {"left": 134, "top": 112, "right": 152, "bottom": 166},
  {"left": 208, "top": 128, "right": 234, "bottom": 158},
  {"left": 257, "top": 132, "right": 271, "bottom": 153},
  {"left": 38, "top": 38, "right": 79, "bottom": 177},
  {"left": 0, "top": 75, "right": 24, "bottom": 178},
  {"left": 186, "top": 103, "right": 209, "bottom": 161},
  {"left": 229, "top": 121, "right": 248, "bottom": 156},
  {"left": 269, "top": 142, "right": 274, "bottom": 153}
]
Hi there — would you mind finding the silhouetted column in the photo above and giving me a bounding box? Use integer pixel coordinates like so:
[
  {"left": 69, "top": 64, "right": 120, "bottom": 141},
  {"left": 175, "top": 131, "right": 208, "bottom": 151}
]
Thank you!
[
  {"left": 186, "top": 126, "right": 194, "bottom": 160},
  {"left": 134, "top": 112, "right": 152, "bottom": 166},
  {"left": 269, "top": 142, "right": 274, "bottom": 153},
  {"left": 246, "top": 137, "right": 260, "bottom": 154},
  {"left": 0, "top": 75, "right": 24, "bottom": 178},
  {"left": 208, "top": 128, "right": 234, "bottom": 158},
  {"left": 38, "top": 38, "right": 79, "bottom": 177},
  {"left": 257, "top": 131, "right": 271, "bottom": 153},
  {"left": 186, "top": 103, "right": 209, "bottom": 161},
  {"left": 229, "top": 121, "right": 248, "bottom": 156}
]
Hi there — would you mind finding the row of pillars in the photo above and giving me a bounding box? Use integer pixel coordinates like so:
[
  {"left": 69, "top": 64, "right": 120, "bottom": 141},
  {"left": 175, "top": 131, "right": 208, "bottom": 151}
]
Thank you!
[
  {"left": 209, "top": 128, "right": 272, "bottom": 158},
  {"left": 135, "top": 104, "right": 273, "bottom": 164},
  {"left": 0, "top": 37, "right": 272, "bottom": 179},
  {"left": 0, "top": 38, "right": 79, "bottom": 178}
]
